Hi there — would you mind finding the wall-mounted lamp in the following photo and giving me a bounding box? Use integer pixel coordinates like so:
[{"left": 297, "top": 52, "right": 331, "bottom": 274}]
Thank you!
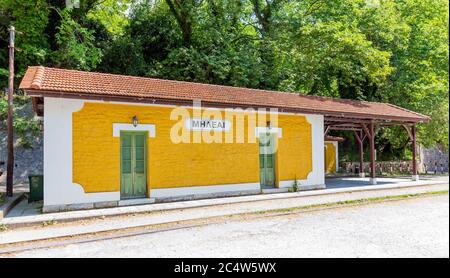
[{"left": 132, "top": 116, "right": 138, "bottom": 127}]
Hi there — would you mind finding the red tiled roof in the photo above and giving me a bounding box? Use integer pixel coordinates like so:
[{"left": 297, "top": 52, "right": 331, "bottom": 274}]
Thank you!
[{"left": 19, "top": 66, "right": 430, "bottom": 122}]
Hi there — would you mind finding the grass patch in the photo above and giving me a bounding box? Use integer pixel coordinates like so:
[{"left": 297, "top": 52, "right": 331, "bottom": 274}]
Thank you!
[
  {"left": 42, "top": 220, "right": 58, "bottom": 227},
  {"left": 254, "top": 190, "right": 449, "bottom": 215}
]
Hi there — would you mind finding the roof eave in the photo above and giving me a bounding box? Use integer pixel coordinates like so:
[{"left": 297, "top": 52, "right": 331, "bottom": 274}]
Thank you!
[{"left": 23, "top": 89, "right": 430, "bottom": 124}]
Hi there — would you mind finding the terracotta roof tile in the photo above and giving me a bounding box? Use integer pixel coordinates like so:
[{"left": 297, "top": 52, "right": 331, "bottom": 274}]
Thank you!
[{"left": 19, "top": 66, "right": 430, "bottom": 122}]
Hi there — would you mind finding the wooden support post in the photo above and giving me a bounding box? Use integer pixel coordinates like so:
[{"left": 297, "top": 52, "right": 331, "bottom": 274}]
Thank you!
[
  {"left": 6, "top": 26, "right": 15, "bottom": 197},
  {"left": 353, "top": 130, "right": 365, "bottom": 177},
  {"left": 411, "top": 125, "right": 419, "bottom": 181},
  {"left": 369, "top": 122, "right": 376, "bottom": 184},
  {"left": 402, "top": 124, "right": 419, "bottom": 181}
]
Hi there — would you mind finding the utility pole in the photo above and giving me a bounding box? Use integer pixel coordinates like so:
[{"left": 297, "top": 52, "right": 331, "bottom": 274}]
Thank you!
[{"left": 6, "top": 26, "right": 15, "bottom": 197}]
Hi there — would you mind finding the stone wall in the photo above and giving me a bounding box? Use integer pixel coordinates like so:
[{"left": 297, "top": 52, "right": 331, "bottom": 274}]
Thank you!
[
  {"left": 419, "top": 144, "right": 449, "bottom": 173},
  {"left": 340, "top": 145, "right": 449, "bottom": 175},
  {"left": 340, "top": 161, "right": 420, "bottom": 175},
  {"left": 0, "top": 100, "right": 43, "bottom": 184}
]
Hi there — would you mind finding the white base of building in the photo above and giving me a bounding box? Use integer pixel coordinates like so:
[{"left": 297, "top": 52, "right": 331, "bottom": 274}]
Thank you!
[
  {"left": 154, "top": 189, "right": 261, "bottom": 203},
  {"left": 359, "top": 173, "right": 365, "bottom": 178},
  {"left": 297, "top": 184, "right": 327, "bottom": 191},
  {"left": 370, "top": 178, "right": 377, "bottom": 185},
  {"left": 412, "top": 175, "right": 420, "bottom": 181},
  {"left": 278, "top": 179, "right": 326, "bottom": 189},
  {"left": 149, "top": 182, "right": 260, "bottom": 198},
  {"left": 42, "top": 182, "right": 327, "bottom": 213},
  {"left": 118, "top": 198, "right": 155, "bottom": 207},
  {"left": 261, "top": 188, "right": 289, "bottom": 194}
]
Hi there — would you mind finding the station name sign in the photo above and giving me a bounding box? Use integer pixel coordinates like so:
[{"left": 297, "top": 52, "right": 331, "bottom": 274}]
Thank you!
[{"left": 185, "top": 118, "right": 231, "bottom": 131}]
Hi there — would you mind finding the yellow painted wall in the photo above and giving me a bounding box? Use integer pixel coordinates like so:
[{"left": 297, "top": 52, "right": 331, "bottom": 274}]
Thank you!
[
  {"left": 72, "top": 102, "right": 313, "bottom": 193},
  {"left": 325, "top": 143, "right": 336, "bottom": 174}
]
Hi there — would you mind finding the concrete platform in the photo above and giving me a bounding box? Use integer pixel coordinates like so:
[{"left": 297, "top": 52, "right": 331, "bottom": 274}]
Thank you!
[
  {"left": 0, "top": 194, "right": 25, "bottom": 220},
  {"left": 5, "top": 200, "right": 42, "bottom": 218},
  {"left": 326, "top": 176, "right": 449, "bottom": 189},
  {"left": 0, "top": 176, "right": 447, "bottom": 228},
  {"left": 0, "top": 182, "right": 447, "bottom": 246}
]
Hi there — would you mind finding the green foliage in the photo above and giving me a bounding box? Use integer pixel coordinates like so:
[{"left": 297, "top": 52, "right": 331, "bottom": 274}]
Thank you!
[
  {"left": 0, "top": 0, "right": 50, "bottom": 82},
  {"left": 52, "top": 9, "right": 102, "bottom": 70},
  {"left": 292, "top": 178, "right": 298, "bottom": 192},
  {"left": 380, "top": 0, "right": 449, "bottom": 150},
  {"left": 0, "top": 94, "right": 40, "bottom": 149},
  {"left": 0, "top": 94, "right": 6, "bottom": 119},
  {"left": 42, "top": 219, "right": 58, "bottom": 226},
  {"left": 0, "top": 0, "right": 448, "bottom": 158},
  {"left": 87, "top": 0, "right": 131, "bottom": 36},
  {"left": 0, "top": 223, "right": 8, "bottom": 232},
  {"left": 285, "top": 20, "right": 393, "bottom": 97}
]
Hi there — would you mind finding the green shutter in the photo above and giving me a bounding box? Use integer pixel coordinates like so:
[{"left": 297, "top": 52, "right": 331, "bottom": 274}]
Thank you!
[
  {"left": 259, "top": 132, "right": 276, "bottom": 187},
  {"left": 120, "top": 132, "right": 147, "bottom": 199}
]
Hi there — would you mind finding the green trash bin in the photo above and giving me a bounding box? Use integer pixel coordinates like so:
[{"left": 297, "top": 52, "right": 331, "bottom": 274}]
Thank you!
[{"left": 28, "top": 175, "right": 43, "bottom": 203}]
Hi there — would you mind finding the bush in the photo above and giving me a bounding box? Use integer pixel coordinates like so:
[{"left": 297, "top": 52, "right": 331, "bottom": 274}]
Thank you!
[{"left": 0, "top": 93, "right": 41, "bottom": 149}]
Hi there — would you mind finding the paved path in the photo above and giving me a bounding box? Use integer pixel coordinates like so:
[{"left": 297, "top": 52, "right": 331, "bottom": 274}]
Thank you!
[
  {"left": 5, "top": 194, "right": 448, "bottom": 258},
  {"left": 0, "top": 183, "right": 448, "bottom": 245},
  {"left": 325, "top": 175, "right": 449, "bottom": 189}
]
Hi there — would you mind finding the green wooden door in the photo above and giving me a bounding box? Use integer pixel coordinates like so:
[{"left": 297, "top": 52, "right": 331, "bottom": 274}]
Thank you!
[
  {"left": 259, "top": 132, "right": 276, "bottom": 187},
  {"left": 120, "top": 132, "right": 147, "bottom": 199}
]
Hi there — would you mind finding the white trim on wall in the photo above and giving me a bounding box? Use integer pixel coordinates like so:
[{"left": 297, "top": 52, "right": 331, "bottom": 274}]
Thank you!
[
  {"left": 150, "top": 182, "right": 261, "bottom": 198},
  {"left": 112, "top": 123, "right": 156, "bottom": 137},
  {"left": 304, "top": 114, "right": 325, "bottom": 186},
  {"left": 44, "top": 97, "right": 121, "bottom": 206}
]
